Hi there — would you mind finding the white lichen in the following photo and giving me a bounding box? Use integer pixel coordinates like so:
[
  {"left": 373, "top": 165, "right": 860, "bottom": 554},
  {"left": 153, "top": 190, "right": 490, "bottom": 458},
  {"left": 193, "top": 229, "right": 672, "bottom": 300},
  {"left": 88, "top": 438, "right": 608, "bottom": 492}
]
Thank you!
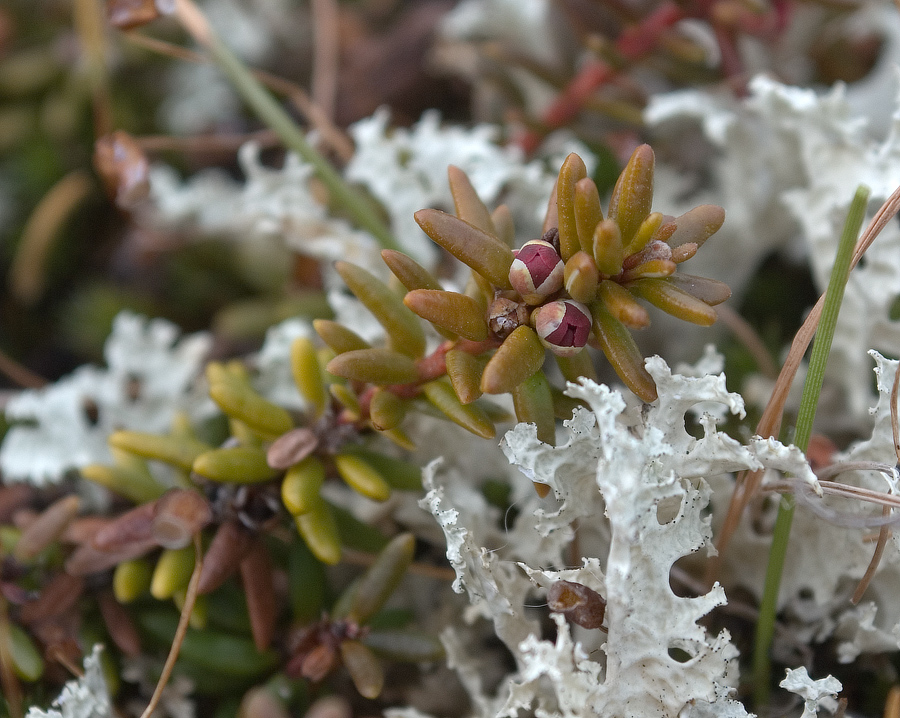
[
  {"left": 25, "top": 645, "right": 112, "bottom": 718},
  {"left": 148, "top": 142, "right": 381, "bottom": 287},
  {"left": 422, "top": 354, "right": 821, "bottom": 717},
  {"left": 779, "top": 667, "right": 842, "bottom": 718},
  {"left": 1, "top": 312, "right": 211, "bottom": 484},
  {"left": 148, "top": 111, "right": 586, "bottom": 281},
  {"left": 647, "top": 72, "right": 900, "bottom": 420}
]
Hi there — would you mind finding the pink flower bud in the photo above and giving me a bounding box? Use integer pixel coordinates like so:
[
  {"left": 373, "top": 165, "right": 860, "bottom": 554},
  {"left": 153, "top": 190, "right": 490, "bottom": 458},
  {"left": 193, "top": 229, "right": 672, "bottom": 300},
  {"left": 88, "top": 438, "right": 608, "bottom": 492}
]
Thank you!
[
  {"left": 509, "top": 240, "right": 564, "bottom": 304},
  {"left": 533, "top": 300, "right": 592, "bottom": 356}
]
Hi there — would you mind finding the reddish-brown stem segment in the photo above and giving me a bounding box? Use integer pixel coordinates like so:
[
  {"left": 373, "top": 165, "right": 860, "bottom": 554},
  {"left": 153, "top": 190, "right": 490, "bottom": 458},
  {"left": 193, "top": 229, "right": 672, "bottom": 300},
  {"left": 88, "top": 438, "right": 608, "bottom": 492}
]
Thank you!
[
  {"left": 414, "top": 338, "right": 501, "bottom": 385},
  {"left": 616, "top": 2, "right": 685, "bottom": 59},
  {"left": 518, "top": 61, "right": 614, "bottom": 154}
]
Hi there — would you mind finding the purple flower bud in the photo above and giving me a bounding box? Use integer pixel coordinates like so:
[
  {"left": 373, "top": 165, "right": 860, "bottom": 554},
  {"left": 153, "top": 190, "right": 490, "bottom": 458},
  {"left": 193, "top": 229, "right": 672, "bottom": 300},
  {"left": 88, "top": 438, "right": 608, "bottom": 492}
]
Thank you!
[
  {"left": 533, "top": 300, "right": 592, "bottom": 357},
  {"left": 509, "top": 240, "right": 564, "bottom": 305}
]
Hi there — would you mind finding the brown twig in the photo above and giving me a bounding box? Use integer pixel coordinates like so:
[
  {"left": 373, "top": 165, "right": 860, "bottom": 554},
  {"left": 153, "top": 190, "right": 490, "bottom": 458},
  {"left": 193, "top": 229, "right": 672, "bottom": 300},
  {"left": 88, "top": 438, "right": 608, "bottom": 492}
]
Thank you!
[
  {"left": 50, "top": 647, "right": 85, "bottom": 678},
  {"left": 517, "top": 60, "right": 614, "bottom": 155},
  {"left": 891, "top": 362, "right": 900, "bottom": 464},
  {"left": 851, "top": 364, "right": 900, "bottom": 603},
  {"left": 851, "top": 506, "right": 891, "bottom": 604},
  {"left": 138, "top": 533, "right": 204, "bottom": 718},
  {"left": 0, "top": 348, "right": 48, "bottom": 389},
  {"left": 122, "top": 31, "right": 197, "bottom": 62},
  {"left": 816, "top": 460, "right": 898, "bottom": 482},
  {"left": 764, "top": 479, "right": 900, "bottom": 515},
  {"left": 311, "top": 0, "right": 340, "bottom": 121}
]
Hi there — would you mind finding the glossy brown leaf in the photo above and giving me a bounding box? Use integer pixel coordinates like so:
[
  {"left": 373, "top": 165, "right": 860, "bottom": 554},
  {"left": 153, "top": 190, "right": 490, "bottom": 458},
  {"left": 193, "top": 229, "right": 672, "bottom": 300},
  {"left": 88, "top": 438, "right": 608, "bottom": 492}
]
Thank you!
[
  {"left": 414, "top": 209, "right": 514, "bottom": 289},
  {"left": 198, "top": 520, "right": 254, "bottom": 595},
  {"left": 448, "top": 165, "right": 495, "bottom": 234},
  {"left": 404, "top": 289, "right": 488, "bottom": 341},
  {"left": 241, "top": 539, "right": 277, "bottom": 651}
]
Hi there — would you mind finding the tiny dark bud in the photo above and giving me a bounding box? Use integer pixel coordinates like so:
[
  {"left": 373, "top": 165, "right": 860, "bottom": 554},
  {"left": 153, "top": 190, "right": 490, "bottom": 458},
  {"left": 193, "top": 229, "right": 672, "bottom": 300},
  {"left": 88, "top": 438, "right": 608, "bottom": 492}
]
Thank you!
[
  {"left": 541, "top": 227, "right": 561, "bottom": 255},
  {"left": 488, "top": 297, "right": 530, "bottom": 339},
  {"left": 547, "top": 580, "right": 606, "bottom": 629}
]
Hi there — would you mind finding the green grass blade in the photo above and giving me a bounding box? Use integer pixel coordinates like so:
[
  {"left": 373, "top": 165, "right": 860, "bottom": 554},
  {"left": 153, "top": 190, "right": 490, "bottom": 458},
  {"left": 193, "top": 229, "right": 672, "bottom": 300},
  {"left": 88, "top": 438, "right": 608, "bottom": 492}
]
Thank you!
[
  {"left": 175, "top": 1, "right": 399, "bottom": 252},
  {"left": 752, "top": 184, "right": 869, "bottom": 708}
]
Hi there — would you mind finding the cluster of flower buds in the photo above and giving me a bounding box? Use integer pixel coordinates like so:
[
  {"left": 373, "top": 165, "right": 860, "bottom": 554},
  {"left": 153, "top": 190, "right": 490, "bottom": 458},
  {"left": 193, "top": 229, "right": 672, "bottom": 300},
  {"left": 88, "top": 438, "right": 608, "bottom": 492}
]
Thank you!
[{"left": 326, "top": 146, "right": 729, "bottom": 458}]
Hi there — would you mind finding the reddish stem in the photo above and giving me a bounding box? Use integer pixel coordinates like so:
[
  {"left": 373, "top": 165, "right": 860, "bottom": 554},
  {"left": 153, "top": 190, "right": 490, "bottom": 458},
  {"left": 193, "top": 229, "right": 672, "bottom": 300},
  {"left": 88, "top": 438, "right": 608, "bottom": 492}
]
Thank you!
[
  {"left": 517, "top": 3, "right": 686, "bottom": 155},
  {"left": 712, "top": 24, "right": 746, "bottom": 92},
  {"left": 334, "top": 338, "right": 508, "bottom": 412},
  {"left": 771, "top": 0, "right": 791, "bottom": 34},
  {"left": 414, "top": 341, "right": 455, "bottom": 384},
  {"left": 615, "top": 2, "right": 685, "bottom": 60},
  {"left": 414, "top": 338, "right": 501, "bottom": 384},
  {"left": 356, "top": 385, "right": 376, "bottom": 416},
  {"left": 518, "top": 60, "right": 614, "bottom": 154}
]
